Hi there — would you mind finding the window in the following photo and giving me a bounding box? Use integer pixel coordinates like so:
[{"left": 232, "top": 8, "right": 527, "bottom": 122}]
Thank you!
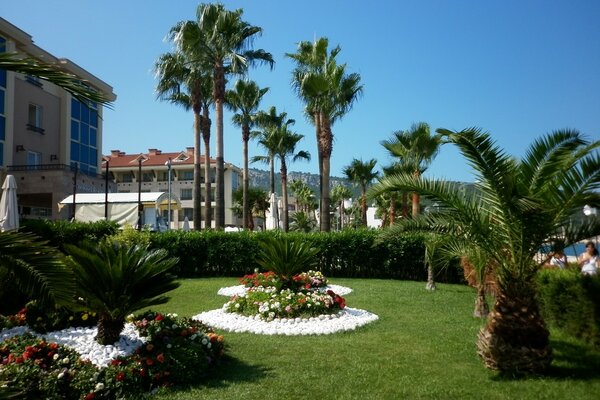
[
  {"left": 181, "top": 170, "right": 194, "bottom": 181},
  {"left": 27, "top": 103, "right": 44, "bottom": 133},
  {"left": 27, "top": 151, "right": 42, "bottom": 166},
  {"left": 143, "top": 172, "right": 154, "bottom": 182},
  {"left": 179, "top": 208, "right": 193, "bottom": 221},
  {"left": 121, "top": 173, "right": 133, "bottom": 183},
  {"left": 70, "top": 98, "right": 98, "bottom": 175},
  {"left": 180, "top": 188, "right": 192, "bottom": 200}
]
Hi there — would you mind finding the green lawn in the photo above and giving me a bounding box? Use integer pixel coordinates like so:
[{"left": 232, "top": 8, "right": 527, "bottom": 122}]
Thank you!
[{"left": 149, "top": 278, "right": 600, "bottom": 400}]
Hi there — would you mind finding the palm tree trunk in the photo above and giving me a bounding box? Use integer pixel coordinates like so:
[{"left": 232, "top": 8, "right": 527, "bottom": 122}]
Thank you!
[
  {"left": 314, "top": 112, "right": 324, "bottom": 231},
  {"left": 389, "top": 193, "right": 396, "bottom": 226},
  {"left": 201, "top": 106, "right": 212, "bottom": 230},
  {"left": 193, "top": 112, "right": 202, "bottom": 231},
  {"left": 401, "top": 192, "right": 409, "bottom": 218},
  {"left": 425, "top": 264, "right": 436, "bottom": 291},
  {"left": 474, "top": 284, "right": 489, "bottom": 318},
  {"left": 477, "top": 285, "right": 552, "bottom": 373},
  {"left": 214, "top": 63, "right": 225, "bottom": 229},
  {"left": 281, "top": 159, "right": 289, "bottom": 232},
  {"left": 412, "top": 171, "right": 420, "bottom": 217},
  {"left": 320, "top": 114, "right": 332, "bottom": 232},
  {"left": 269, "top": 155, "right": 275, "bottom": 195},
  {"left": 96, "top": 314, "right": 125, "bottom": 345},
  {"left": 361, "top": 185, "right": 367, "bottom": 226},
  {"left": 242, "top": 124, "right": 250, "bottom": 230},
  {"left": 340, "top": 199, "right": 344, "bottom": 230}
]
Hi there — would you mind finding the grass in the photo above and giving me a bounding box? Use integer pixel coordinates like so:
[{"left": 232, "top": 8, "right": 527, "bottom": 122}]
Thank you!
[{"left": 149, "top": 278, "right": 600, "bottom": 400}]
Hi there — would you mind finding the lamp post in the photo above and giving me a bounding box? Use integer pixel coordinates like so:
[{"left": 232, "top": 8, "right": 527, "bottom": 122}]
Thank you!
[
  {"left": 137, "top": 158, "right": 142, "bottom": 231},
  {"left": 165, "top": 158, "right": 172, "bottom": 230},
  {"left": 104, "top": 159, "right": 109, "bottom": 220}
]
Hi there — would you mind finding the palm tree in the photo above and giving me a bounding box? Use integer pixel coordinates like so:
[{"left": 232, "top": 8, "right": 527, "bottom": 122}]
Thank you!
[
  {"left": 231, "top": 186, "right": 270, "bottom": 231},
  {"left": 226, "top": 80, "right": 269, "bottom": 230},
  {"left": 370, "top": 128, "right": 600, "bottom": 373},
  {"left": 155, "top": 51, "right": 212, "bottom": 229},
  {"left": 253, "top": 107, "right": 295, "bottom": 195},
  {"left": 65, "top": 241, "right": 180, "bottom": 345},
  {"left": 381, "top": 123, "right": 443, "bottom": 217},
  {"left": 287, "top": 37, "right": 362, "bottom": 232},
  {"left": 290, "top": 211, "right": 317, "bottom": 233},
  {"left": 0, "top": 53, "right": 113, "bottom": 107},
  {"left": 289, "top": 179, "right": 317, "bottom": 214},
  {"left": 173, "top": 3, "right": 274, "bottom": 229},
  {"left": 343, "top": 158, "right": 378, "bottom": 226},
  {"left": 331, "top": 184, "right": 353, "bottom": 230},
  {"left": 256, "top": 128, "right": 310, "bottom": 232},
  {"left": 0, "top": 232, "right": 75, "bottom": 312}
]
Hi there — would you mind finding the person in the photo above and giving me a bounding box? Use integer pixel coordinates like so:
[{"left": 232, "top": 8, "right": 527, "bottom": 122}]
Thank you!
[
  {"left": 549, "top": 250, "right": 567, "bottom": 269},
  {"left": 578, "top": 241, "right": 598, "bottom": 276}
]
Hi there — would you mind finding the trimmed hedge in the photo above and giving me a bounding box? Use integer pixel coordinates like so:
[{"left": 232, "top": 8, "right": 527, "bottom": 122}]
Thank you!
[
  {"left": 20, "top": 219, "right": 118, "bottom": 251},
  {"left": 538, "top": 269, "right": 600, "bottom": 346}
]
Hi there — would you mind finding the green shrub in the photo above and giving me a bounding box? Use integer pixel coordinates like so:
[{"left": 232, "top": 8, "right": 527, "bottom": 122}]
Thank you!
[
  {"left": 21, "top": 219, "right": 118, "bottom": 252},
  {"left": 538, "top": 269, "right": 600, "bottom": 346},
  {"left": 23, "top": 300, "right": 97, "bottom": 333}
]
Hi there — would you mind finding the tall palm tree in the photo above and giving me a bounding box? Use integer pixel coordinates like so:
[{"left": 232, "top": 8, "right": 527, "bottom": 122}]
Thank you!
[
  {"left": 343, "top": 158, "right": 378, "bottom": 226},
  {"left": 287, "top": 37, "right": 362, "bottom": 232},
  {"left": 253, "top": 107, "right": 296, "bottom": 194},
  {"left": 381, "top": 123, "right": 444, "bottom": 217},
  {"left": 0, "top": 53, "right": 113, "bottom": 107},
  {"left": 256, "top": 128, "right": 310, "bottom": 232},
  {"left": 155, "top": 51, "right": 212, "bottom": 229},
  {"left": 370, "top": 128, "right": 600, "bottom": 373},
  {"left": 226, "top": 80, "right": 269, "bottom": 230},
  {"left": 173, "top": 3, "right": 274, "bottom": 229},
  {"left": 331, "top": 184, "right": 353, "bottom": 230}
]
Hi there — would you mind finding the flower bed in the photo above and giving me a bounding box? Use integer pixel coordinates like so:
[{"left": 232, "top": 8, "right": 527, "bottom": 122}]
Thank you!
[{"left": 0, "top": 311, "right": 224, "bottom": 399}]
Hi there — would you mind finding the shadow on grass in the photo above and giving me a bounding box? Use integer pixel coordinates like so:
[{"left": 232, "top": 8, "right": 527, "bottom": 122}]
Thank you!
[{"left": 490, "top": 339, "right": 600, "bottom": 381}]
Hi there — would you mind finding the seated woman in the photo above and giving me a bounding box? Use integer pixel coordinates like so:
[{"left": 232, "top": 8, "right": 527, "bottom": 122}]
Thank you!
[
  {"left": 578, "top": 241, "right": 599, "bottom": 276},
  {"left": 549, "top": 250, "right": 567, "bottom": 269}
]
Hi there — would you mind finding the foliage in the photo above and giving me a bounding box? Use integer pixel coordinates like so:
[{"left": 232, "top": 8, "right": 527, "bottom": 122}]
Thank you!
[
  {"left": 0, "top": 231, "right": 75, "bottom": 312},
  {"left": 343, "top": 158, "right": 378, "bottom": 225},
  {"left": 108, "top": 225, "right": 152, "bottom": 249},
  {"left": 20, "top": 219, "right": 118, "bottom": 252},
  {"left": 289, "top": 211, "right": 317, "bottom": 233},
  {"left": 23, "top": 300, "right": 97, "bottom": 334},
  {"left": 0, "top": 312, "right": 225, "bottom": 399},
  {"left": 256, "top": 236, "right": 320, "bottom": 286},
  {"left": 0, "top": 308, "right": 26, "bottom": 330},
  {"left": 239, "top": 270, "right": 328, "bottom": 292},
  {"left": 65, "top": 241, "right": 180, "bottom": 344},
  {"left": 225, "top": 287, "right": 345, "bottom": 320},
  {"left": 538, "top": 269, "right": 600, "bottom": 346}
]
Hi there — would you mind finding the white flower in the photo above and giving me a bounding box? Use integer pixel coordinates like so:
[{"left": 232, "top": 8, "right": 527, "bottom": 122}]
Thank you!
[
  {"left": 95, "top": 382, "right": 104, "bottom": 391},
  {"left": 235, "top": 303, "right": 241, "bottom": 309},
  {"left": 202, "top": 338, "right": 208, "bottom": 345},
  {"left": 57, "top": 372, "right": 65, "bottom": 379},
  {"left": 172, "top": 324, "right": 178, "bottom": 329},
  {"left": 191, "top": 334, "right": 197, "bottom": 340},
  {"left": 61, "top": 357, "right": 70, "bottom": 365},
  {"left": 166, "top": 344, "right": 172, "bottom": 349},
  {"left": 53, "top": 354, "right": 59, "bottom": 361}
]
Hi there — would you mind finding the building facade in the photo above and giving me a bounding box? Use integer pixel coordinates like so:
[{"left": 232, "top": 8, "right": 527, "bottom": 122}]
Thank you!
[
  {"left": 105, "top": 148, "right": 241, "bottom": 229},
  {"left": 0, "top": 18, "right": 116, "bottom": 220}
]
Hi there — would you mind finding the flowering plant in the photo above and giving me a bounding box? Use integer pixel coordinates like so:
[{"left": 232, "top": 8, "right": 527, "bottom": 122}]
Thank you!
[
  {"left": 225, "top": 287, "right": 345, "bottom": 320},
  {"left": 0, "top": 307, "right": 26, "bottom": 330},
  {"left": 240, "top": 270, "right": 328, "bottom": 292},
  {"left": 240, "top": 270, "right": 280, "bottom": 289}
]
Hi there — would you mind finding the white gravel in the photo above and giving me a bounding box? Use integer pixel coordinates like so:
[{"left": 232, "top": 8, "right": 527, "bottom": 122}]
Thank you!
[
  {"left": 217, "top": 284, "right": 353, "bottom": 297},
  {"left": 0, "top": 324, "right": 145, "bottom": 367},
  {"left": 192, "top": 307, "right": 378, "bottom": 335}
]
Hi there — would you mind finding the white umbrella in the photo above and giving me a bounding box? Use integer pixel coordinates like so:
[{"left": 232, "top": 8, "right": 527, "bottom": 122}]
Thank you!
[
  {"left": 267, "top": 192, "right": 279, "bottom": 230},
  {"left": 0, "top": 175, "right": 19, "bottom": 232},
  {"left": 182, "top": 216, "right": 190, "bottom": 231}
]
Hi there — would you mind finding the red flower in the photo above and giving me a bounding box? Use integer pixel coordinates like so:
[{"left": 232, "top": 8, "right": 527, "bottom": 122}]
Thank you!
[
  {"left": 115, "top": 371, "right": 126, "bottom": 382},
  {"left": 111, "top": 359, "right": 122, "bottom": 366},
  {"left": 156, "top": 353, "right": 165, "bottom": 363},
  {"left": 146, "top": 344, "right": 154, "bottom": 352},
  {"left": 85, "top": 393, "right": 95, "bottom": 400},
  {"left": 139, "top": 368, "right": 147, "bottom": 377},
  {"left": 146, "top": 358, "right": 154, "bottom": 366},
  {"left": 154, "top": 314, "right": 164, "bottom": 322},
  {"left": 15, "top": 356, "right": 24, "bottom": 364}
]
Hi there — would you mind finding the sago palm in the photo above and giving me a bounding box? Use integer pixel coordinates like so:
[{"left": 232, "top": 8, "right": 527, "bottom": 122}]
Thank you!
[
  {"left": 173, "top": 3, "right": 274, "bottom": 229},
  {"left": 370, "top": 127, "right": 600, "bottom": 373},
  {"left": 226, "top": 80, "right": 269, "bottom": 230},
  {"left": 65, "top": 241, "right": 180, "bottom": 345}
]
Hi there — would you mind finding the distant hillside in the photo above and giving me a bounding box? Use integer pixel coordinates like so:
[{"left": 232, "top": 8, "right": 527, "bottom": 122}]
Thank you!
[{"left": 248, "top": 168, "right": 357, "bottom": 197}]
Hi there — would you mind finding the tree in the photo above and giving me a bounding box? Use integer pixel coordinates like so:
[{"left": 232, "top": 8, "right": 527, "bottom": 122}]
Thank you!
[
  {"left": 343, "top": 158, "right": 378, "bottom": 226},
  {"left": 155, "top": 50, "right": 212, "bottom": 229},
  {"left": 226, "top": 80, "right": 268, "bottom": 230},
  {"left": 256, "top": 128, "right": 310, "bottom": 232},
  {"left": 253, "top": 107, "right": 295, "bottom": 195},
  {"left": 66, "top": 241, "right": 180, "bottom": 345},
  {"left": 287, "top": 37, "right": 362, "bottom": 232},
  {"left": 381, "top": 123, "right": 444, "bottom": 217},
  {"left": 289, "top": 179, "right": 317, "bottom": 215},
  {"left": 231, "top": 186, "right": 270, "bottom": 231},
  {"left": 290, "top": 211, "right": 317, "bottom": 233},
  {"left": 173, "top": 3, "right": 274, "bottom": 229},
  {"left": 331, "top": 184, "right": 353, "bottom": 230},
  {"left": 0, "top": 53, "right": 113, "bottom": 107},
  {"left": 370, "top": 128, "right": 600, "bottom": 373}
]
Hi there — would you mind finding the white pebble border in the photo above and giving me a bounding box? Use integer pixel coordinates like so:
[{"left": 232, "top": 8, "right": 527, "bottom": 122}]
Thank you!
[
  {"left": 192, "top": 307, "right": 378, "bottom": 336},
  {"left": 217, "top": 284, "right": 353, "bottom": 297},
  {"left": 0, "top": 323, "right": 145, "bottom": 368}
]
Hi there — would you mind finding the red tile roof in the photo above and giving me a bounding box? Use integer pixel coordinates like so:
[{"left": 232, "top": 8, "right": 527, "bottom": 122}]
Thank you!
[{"left": 103, "top": 149, "right": 216, "bottom": 168}]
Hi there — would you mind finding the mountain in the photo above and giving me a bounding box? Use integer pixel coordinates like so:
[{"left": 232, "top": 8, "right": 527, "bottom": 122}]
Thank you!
[{"left": 248, "top": 168, "right": 356, "bottom": 197}]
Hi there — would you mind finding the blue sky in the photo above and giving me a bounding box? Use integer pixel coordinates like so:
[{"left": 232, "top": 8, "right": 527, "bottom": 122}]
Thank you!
[{"left": 3, "top": 1, "right": 600, "bottom": 182}]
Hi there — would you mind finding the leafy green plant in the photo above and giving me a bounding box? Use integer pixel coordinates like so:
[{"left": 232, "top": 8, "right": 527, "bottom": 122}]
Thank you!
[
  {"left": 256, "top": 236, "right": 320, "bottom": 288},
  {"left": 65, "top": 241, "right": 180, "bottom": 345},
  {"left": 20, "top": 220, "right": 118, "bottom": 252}
]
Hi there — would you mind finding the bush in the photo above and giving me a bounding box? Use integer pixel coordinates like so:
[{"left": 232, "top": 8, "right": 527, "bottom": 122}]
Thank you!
[
  {"left": 21, "top": 220, "right": 118, "bottom": 252},
  {"left": 538, "top": 269, "right": 600, "bottom": 346},
  {"left": 23, "top": 300, "right": 98, "bottom": 333}
]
